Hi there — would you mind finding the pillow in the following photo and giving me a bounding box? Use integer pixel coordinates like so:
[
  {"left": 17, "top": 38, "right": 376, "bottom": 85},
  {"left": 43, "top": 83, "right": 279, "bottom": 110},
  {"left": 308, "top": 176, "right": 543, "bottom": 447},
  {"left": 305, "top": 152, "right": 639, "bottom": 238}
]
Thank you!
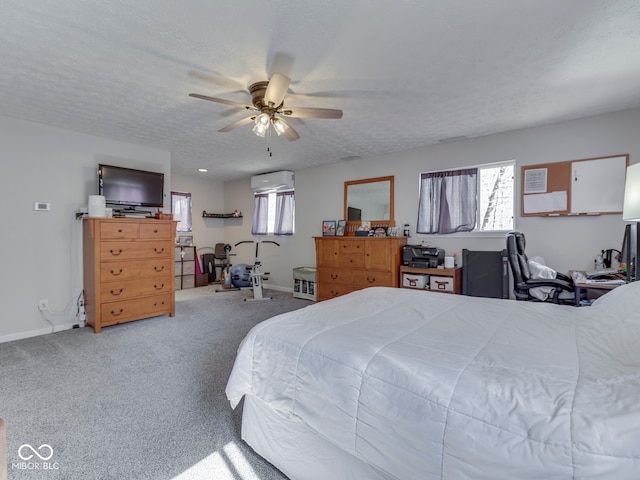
[
  {"left": 528, "top": 258, "right": 556, "bottom": 280},
  {"left": 591, "top": 279, "right": 640, "bottom": 310},
  {"left": 527, "top": 258, "right": 557, "bottom": 301}
]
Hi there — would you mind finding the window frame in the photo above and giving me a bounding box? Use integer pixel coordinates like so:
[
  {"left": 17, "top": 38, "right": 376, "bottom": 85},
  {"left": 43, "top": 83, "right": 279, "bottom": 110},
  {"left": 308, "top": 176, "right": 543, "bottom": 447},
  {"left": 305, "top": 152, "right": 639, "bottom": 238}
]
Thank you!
[
  {"left": 171, "top": 191, "right": 192, "bottom": 233},
  {"left": 417, "top": 160, "right": 515, "bottom": 238},
  {"left": 251, "top": 189, "right": 295, "bottom": 236}
]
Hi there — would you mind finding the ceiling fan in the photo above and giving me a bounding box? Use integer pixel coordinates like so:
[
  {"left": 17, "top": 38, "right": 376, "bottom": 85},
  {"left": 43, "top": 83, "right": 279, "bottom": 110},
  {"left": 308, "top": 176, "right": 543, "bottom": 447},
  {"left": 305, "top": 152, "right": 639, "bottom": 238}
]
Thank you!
[{"left": 189, "top": 73, "right": 343, "bottom": 141}]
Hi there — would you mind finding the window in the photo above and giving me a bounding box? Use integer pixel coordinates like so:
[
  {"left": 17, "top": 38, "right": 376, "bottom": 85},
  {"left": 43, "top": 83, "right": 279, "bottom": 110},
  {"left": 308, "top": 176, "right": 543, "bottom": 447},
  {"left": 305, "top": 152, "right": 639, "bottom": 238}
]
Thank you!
[
  {"left": 252, "top": 190, "right": 295, "bottom": 235},
  {"left": 417, "top": 161, "right": 514, "bottom": 234},
  {"left": 171, "top": 191, "right": 192, "bottom": 232}
]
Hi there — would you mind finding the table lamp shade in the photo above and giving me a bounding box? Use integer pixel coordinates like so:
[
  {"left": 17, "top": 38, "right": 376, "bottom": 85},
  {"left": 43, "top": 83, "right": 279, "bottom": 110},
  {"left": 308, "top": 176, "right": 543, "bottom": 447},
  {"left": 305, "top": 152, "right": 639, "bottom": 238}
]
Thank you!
[{"left": 623, "top": 163, "right": 640, "bottom": 221}]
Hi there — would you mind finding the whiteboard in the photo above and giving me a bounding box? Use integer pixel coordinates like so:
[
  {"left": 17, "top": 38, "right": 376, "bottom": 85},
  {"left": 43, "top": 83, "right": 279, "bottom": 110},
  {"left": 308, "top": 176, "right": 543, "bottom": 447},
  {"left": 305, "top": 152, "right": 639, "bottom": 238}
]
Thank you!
[{"left": 570, "top": 156, "right": 627, "bottom": 214}]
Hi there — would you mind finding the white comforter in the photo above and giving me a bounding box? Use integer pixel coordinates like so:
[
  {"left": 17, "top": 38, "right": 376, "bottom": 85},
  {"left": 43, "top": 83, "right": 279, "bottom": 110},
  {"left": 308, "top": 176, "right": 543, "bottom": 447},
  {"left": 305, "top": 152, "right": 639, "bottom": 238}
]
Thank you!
[{"left": 226, "top": 284, "right": 640, "bottom": 479}]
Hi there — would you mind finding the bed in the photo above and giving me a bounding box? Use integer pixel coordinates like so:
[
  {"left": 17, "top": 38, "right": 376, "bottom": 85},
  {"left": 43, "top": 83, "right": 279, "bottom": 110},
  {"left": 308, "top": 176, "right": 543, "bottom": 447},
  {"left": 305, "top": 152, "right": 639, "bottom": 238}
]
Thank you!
[{"left": 226, "top": 284, "right": 640, "bottom": 479}]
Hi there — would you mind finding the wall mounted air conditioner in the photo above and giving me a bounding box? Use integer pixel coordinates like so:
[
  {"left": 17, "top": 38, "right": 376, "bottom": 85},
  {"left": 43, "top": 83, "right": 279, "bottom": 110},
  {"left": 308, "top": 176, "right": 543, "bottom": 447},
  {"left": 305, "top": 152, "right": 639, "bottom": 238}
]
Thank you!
[{"left": 250, "top": 170, "right": 295, "bottom": 193}]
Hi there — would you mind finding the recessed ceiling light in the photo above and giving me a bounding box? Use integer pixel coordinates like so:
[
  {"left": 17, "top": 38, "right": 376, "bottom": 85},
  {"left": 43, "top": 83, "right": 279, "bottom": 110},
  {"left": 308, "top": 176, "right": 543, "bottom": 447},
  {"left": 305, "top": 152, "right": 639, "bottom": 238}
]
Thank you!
[{"left": 198, "top": 168, "right": 208, "bottom": 173}]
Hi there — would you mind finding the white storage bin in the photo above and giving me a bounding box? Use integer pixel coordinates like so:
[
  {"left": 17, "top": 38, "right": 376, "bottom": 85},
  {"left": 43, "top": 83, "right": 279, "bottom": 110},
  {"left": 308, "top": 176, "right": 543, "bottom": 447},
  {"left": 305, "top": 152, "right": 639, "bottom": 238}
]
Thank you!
[
  {"left": 430, "top": 276, "right": 454, "bottom": 292},
  {"left": 402, "top": 273, "right": 429, "bottom": 289},
  {"left": 293, "top": 267, "right": 317, "bottom": 301}
]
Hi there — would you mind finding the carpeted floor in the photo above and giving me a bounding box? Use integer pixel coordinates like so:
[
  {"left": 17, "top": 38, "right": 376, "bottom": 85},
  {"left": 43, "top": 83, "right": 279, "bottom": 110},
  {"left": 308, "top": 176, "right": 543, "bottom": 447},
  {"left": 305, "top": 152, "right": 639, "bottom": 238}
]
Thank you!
[{"left": 0, "top": 286, "right": 311, "bottom": 479}]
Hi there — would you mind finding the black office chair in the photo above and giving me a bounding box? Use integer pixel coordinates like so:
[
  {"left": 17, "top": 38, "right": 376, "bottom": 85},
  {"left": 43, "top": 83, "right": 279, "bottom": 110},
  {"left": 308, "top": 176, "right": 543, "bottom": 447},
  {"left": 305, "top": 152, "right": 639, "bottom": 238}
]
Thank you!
[
  {"left": 201, "top": 243, "right": 231, "bottom": 283},
  {"left": 505, "top": 231, "right": 576, "bottom": 305}
]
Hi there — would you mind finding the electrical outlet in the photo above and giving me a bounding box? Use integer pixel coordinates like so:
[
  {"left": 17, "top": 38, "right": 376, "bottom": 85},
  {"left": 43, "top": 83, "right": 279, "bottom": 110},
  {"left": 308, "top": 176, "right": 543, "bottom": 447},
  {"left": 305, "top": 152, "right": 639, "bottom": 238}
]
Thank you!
[{"left": 38, "top": 299, "right": 48, "bottom": 312}]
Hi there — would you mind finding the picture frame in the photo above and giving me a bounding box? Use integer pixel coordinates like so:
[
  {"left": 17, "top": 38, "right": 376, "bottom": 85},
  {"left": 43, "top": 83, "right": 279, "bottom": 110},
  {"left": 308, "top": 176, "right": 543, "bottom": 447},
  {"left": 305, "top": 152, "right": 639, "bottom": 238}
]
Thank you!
[
  {"left": 336, "top": 219, "right": 346, "bottom": 236},
  {"left": 322, "top": 220, "right": 337, "bottom": 236},
  {"left": 178, "top": 235, "right": 193, "bottom": 246}
]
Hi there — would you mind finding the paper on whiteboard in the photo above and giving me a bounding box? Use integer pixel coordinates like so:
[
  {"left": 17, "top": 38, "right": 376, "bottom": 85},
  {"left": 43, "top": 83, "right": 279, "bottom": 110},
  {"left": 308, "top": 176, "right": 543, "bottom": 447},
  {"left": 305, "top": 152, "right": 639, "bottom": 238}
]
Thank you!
[
  {"left": 524, "top": 168, "right": 547, "bottom": 194},
  {"left": 523, "top": 191, "right": 567, "bottom": 214}
]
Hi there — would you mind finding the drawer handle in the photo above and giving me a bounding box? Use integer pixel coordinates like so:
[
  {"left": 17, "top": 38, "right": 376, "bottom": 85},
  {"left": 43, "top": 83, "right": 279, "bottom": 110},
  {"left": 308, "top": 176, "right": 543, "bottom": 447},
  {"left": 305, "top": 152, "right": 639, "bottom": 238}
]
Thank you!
[
  {"left": 154, "top": 247, "right": 165, "bottom": 254},
  {"left": 110, "top": 308, "right": 124, "bottom": 317},
  {"left": 367, "top": 277, "right": 376, "bottom": 284},
  {"left": 154, "top": 283, "right": 165, "bottom": 290},
  {"left": 117, "top": 229, "right": 123, "bottom": 233},
  {"left": 153, "top": 301, "right": 166, "bottom": 307},
  {"left": 154, "top": 265, "right": 165, "bottom": 272},
  {"left": 330, "top": 273, "right": 339, "bottom": 279},
  {"left": 110, "top": 268, "right": 123, "bottom": 276},
  {"left": 109, "top": 249, "right": 123, "bottom": 256},
  {"left": 109, "top": 288, "right": 124, "bottom": 296},
  {"left": 153, "top": 229, "right": 159, "bottom": 233}
]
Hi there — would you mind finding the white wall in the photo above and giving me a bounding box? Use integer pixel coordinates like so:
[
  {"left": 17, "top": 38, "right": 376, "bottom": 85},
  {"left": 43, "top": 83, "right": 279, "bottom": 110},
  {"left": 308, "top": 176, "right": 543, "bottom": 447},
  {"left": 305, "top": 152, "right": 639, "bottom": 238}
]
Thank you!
[
  {"left": 224, "top": 108, "right": 640, "bottom": 289},
  {"left": 171, "top": 173, "right": 226, "bottom": 256},
  {"left": 3, "top": 108, "right": 638, "bottom": 341},
  {"left": 0, "top": 116, "right": 171, "bottom": 342}
]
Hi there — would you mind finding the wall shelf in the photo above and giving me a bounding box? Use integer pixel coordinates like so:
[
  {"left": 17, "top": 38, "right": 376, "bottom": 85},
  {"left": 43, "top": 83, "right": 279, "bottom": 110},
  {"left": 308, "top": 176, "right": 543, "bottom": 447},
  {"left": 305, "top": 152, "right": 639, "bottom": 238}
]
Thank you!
[{"left": 202, "top": 211, "right": 242, "bottom": 219}]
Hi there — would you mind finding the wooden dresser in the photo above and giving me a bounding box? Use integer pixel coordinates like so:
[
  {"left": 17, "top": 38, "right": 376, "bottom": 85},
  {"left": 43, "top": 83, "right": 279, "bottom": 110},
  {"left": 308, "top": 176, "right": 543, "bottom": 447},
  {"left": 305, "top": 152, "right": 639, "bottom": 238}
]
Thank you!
[
  {"left": 83, "top": 217, "right": 177, "bottom": 333},
  {"left": 314, "top": 236, "right": 407, "bottom": 301}
]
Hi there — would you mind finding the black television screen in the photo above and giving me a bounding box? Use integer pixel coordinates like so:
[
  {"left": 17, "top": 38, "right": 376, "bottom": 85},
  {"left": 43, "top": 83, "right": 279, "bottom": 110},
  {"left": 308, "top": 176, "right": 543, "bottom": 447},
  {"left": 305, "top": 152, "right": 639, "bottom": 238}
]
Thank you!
[{"left": 98, "top": 164, "right": 164, "bottom": 208}]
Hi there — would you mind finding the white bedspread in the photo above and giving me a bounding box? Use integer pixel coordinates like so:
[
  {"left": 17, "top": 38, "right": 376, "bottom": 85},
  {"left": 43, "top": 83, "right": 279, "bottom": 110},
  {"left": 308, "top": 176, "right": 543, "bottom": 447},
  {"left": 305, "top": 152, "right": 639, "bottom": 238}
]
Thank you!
[{"left": 226, "top": 284, "right": 640, "bottom": 479}]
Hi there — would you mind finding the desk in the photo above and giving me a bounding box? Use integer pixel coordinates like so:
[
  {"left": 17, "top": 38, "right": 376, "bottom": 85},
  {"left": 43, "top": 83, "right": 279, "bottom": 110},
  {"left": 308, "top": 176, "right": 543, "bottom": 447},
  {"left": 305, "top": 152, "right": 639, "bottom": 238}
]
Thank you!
[{"left": 570, "top": 270, "right": 626, "bottom": 306}]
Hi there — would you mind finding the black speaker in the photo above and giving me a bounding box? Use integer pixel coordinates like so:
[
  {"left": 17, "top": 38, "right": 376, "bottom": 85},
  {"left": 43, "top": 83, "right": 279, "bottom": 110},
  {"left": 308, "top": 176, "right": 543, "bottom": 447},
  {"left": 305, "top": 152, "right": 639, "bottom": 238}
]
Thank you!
[{"left": 462, "top": 249, "right": 509, "bottom": 298}]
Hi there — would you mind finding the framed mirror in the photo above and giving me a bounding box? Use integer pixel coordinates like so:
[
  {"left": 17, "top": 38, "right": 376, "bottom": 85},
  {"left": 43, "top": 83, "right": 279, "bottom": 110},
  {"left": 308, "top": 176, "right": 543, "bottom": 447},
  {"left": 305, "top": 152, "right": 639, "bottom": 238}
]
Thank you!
[{"left": 344, "top": 176, "right": 394, "bottom": 233}]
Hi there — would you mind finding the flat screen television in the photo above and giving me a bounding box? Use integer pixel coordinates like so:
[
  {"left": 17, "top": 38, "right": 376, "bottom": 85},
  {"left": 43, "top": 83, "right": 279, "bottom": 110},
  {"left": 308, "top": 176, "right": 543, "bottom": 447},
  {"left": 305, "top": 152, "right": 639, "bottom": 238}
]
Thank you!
[{"left": 98, "top": 164, "right": 164, "bottom": 210}]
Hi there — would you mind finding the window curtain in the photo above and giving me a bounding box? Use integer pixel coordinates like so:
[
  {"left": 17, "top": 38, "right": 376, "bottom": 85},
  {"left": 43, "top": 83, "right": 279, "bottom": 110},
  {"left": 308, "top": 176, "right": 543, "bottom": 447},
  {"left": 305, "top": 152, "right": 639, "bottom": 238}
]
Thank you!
[
  {"left": 251, "top": 194, "right": 269, "bottom": 235},
  {"left": 416, "top": 168, "right": 478, "bottom": 234},
  {"left": 274, "top": 191, "right": 295, "bottom": 235},
  {"left": 171, "top": 191, "right": 192, "bottom": 232}
]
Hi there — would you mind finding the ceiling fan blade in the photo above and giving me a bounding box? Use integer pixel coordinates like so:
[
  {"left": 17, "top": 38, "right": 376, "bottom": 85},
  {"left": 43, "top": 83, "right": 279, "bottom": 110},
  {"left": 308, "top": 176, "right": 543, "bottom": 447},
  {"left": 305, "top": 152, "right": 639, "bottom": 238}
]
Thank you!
[
  {"left": 281, "top": 106, "right": 343, "bottom": 119},
  {"left": 189, "top": 93, "right": 252, "bottom": 110},
  {"left": 278, "top": 118, "right": 300, "bottom": 141},
  {"left": 218, "top": 116, "right": 254, "bottom": 132},
  {"left": 264, "top": 73, "right": 290, "bottom": 107}
]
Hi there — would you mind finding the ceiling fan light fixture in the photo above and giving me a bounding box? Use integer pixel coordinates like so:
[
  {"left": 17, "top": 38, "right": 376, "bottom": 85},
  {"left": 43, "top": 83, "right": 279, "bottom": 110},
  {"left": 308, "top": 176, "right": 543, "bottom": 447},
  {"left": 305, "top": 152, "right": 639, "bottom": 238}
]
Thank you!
[
  {"left": 252, "top": 122, "right": 268, "bottom": 137},
  {"left": 255, "top": 113, "right": 270, "bottom": 126},
  {"left": 271, "top": 117, "right": 288, "bottom": 136}
]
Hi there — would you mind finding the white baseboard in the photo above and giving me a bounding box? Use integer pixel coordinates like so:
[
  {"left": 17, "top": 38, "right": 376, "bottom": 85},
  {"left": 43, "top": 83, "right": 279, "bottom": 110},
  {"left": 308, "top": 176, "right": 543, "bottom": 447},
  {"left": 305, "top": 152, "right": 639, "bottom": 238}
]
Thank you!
[
  {"left": 0, "top": 322, "right": 77, "bottom": 344},
  {"left": 264, "top": 284, "right": 293, "bottom": 293}
]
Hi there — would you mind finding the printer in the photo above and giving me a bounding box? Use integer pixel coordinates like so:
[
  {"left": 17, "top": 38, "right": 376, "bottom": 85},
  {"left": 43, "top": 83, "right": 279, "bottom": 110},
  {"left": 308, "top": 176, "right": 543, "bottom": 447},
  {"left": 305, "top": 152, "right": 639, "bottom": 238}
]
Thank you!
[{"left": 402, "top": 245, "right": 445, "bottom": 268}]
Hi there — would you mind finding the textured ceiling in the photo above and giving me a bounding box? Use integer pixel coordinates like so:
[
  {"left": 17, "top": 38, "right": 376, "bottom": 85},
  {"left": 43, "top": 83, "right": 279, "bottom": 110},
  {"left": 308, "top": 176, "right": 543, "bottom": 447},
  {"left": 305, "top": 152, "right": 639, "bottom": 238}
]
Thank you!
[{"left": 1, "top": 1, "right": 639, "bottom": 181}]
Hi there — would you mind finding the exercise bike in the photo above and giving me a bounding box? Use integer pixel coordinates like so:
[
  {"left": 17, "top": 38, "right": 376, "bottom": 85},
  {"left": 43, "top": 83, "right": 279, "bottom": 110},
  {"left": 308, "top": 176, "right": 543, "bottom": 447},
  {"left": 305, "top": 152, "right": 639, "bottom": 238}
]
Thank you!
[{"left": 231, "top": 240, "right": 280, "bottom": 301}]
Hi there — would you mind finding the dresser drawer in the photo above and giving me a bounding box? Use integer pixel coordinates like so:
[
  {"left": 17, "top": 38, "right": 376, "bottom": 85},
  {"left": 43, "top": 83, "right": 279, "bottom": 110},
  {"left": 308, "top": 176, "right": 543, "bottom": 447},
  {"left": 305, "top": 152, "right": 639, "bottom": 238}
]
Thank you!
[
  {"left": 317, "top": 284, "right": 358, "bottom": 301},
  {"left": 317, "top": 268, "right": 354, "bottom": 285},
  {"left": 100, "top": 221, "right": 139, "bottom": 239},
  {"left": 100, "top": 294, "right": 172, "bottom": 326},
  {"left": 101, "top": 259, "right": 172, "bottom": 282},
  {"left": 100, "top": 241, "right": 172, "bottom": 261},
  {"left": 338, "top": 240, "right": 365, "bottom": 253},
  {"left": 100, "top": 278, "right": 172, "bottom": 302},
  {"left": 139, "top": 222, "right": 173, "bottom": 239},
  {"left": 353, "top": 270, "right": 394, "bottom": 288},
  {"left": 337, "top": 254, "right": 365, "bottom": 269}
]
